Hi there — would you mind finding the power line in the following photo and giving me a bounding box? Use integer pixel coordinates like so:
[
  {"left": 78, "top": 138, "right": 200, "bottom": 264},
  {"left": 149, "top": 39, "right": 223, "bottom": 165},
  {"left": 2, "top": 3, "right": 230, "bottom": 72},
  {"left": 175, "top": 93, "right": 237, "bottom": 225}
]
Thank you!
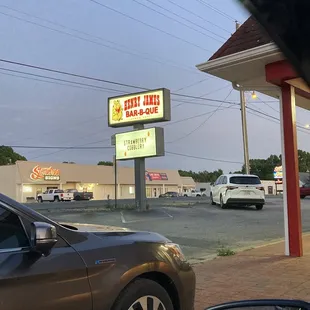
[
  {"left": 173, "top": 84, "right": 231, "bottom": 108},
  {"left": 167, "top": 0, "right": 231, "bottom": 34},
  {"left": 256, "top": 95, "right": 279, "bottom": 113},
  {"left": 0, "top": 70, "right": 121, "bottom": 95},
  {"left": 0, "top": 67, "right": 127, "bottom": 94},
  {"left": 5, "top": 144, "right": 243, "bottom": 165},
  {"left": 6, "top": 145, "right": 113, "bottom": 150},
  {"left": 166, "top": 151, "right": 243, "bottom": 164},
  {"left": 173, "top": 77, "right": 210, "bottom": 92},
  {"left": 167, "top": 88, "right": 234, "bottom": 143},
  {"left": 0, "top": 5, "right": 199, "bottom": 75},
  {"left": 196, "top": 0, "right": 238, "bottom": 22},
  {"left": 246, "top": 106, "right": 310, "bottom": 135},
  {"left": 164, "top": 104, "right": 239, "bottom": 127},
  {"left": 0, "top": 64, "right": 239, "bottom": 111},
  {"left": 28, "top": 138, "right": 112, "bottom": 160},
  {"left": 0, "top": 58, "right": 149, "bottom": 91},
  {"left": 133, "top": 0, "right": 225, "bottom": 42},
  {"left": 89, "top": 0, "right": 212, "bottom": 53},
  {"left": 0, "top": 57, "right": 242, "bottom": 106}
]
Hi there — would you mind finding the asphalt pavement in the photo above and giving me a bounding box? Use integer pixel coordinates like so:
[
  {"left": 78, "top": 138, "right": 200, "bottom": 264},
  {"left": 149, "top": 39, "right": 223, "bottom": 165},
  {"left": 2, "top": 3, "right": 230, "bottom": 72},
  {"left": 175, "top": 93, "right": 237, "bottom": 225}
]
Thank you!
[{"left": 34, "top": 196, "right": 310, "bottom": 263}]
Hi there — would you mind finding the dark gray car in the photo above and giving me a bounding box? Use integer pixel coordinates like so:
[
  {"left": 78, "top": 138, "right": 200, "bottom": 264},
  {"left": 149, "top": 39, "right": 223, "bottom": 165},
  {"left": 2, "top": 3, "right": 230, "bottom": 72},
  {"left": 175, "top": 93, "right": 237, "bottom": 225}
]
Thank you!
[
  {"left": 159, "top": 192, "right": 179, "bottom": 198},
  {"left": 0, "top": 193, "right": 195, "bottom": 310}
]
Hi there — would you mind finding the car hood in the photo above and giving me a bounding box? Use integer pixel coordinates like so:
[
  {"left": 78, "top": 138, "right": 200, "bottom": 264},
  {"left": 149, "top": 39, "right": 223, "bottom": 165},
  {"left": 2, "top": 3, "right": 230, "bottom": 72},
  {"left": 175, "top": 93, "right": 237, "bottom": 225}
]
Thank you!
[
  {"left": 60, "top": 222, "right": 130, "bottom": 232},
  {"left": 61, "top": 222, "right": 170, "bottom": 243},
  {"left": 92, "top": 230, "right": 171, "bottom": 244}
]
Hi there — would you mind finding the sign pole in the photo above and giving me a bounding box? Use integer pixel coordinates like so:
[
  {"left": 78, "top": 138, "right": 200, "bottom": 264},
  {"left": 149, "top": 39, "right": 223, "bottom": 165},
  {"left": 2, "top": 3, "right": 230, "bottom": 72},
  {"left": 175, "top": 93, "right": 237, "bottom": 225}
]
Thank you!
[
  {"left": 113, "top": 155, "right": 117, "bottom": 209},
  {"left": 134, "top": 124, "right": 147, "bottom": 211}
]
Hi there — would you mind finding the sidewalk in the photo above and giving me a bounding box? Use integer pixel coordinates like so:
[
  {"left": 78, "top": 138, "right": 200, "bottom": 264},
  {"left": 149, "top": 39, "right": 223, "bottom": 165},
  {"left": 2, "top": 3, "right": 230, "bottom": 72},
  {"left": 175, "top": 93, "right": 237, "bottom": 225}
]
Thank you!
[{"left": 193, "top": 235, "right": 310, "bottom": 310}]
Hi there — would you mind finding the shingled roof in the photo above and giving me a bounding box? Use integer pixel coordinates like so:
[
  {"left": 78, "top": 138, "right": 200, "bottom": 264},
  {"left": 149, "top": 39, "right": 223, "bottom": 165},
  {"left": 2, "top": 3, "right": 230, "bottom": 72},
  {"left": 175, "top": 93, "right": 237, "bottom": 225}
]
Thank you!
[{"left": 209, "top": 16, "right": 273, "bottom": 61}]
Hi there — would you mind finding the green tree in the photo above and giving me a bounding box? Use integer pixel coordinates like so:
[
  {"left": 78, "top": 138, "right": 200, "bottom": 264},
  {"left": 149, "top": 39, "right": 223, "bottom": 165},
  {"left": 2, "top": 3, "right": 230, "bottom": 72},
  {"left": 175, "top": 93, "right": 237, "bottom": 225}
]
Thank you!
[
  {"left": 0, "top": 146, "right": 27, "bottom": 166},
  {"left": 242, "top": 154, "right": 281, "bottom": 180},
  {"left": 97, "top": 161, "right": 113, "bottom": 166},
  {"left": 297, "top": 150, "right": 310, "bottom": 172},
  {"left": 178, "top": 169, "right": 223, "bottom": 182}
]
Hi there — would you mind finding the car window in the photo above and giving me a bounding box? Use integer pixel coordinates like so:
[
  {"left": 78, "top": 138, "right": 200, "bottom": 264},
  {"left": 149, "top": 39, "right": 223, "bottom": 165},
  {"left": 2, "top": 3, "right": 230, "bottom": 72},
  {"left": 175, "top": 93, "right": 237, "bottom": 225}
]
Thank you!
[
  {"left": 222, "top": 176, "right": 227, "bottom": 184},
  {"left": 55, "top": 190, "right": 64, "bottom": 193},
  {"left": 48, "top": 190, "right": 53, "bottom": 194},
  {"left": 229, "top": 176, "right": 261, "bottom": 185},
  {"left": 0, "top": 205, "right": 30, "bottom": 250},
  {"left": 218, "top": 176, "right": 224, "bottom": 184},
  {"left": 214, "top": 176, "right": 222, "bottom": 185}
]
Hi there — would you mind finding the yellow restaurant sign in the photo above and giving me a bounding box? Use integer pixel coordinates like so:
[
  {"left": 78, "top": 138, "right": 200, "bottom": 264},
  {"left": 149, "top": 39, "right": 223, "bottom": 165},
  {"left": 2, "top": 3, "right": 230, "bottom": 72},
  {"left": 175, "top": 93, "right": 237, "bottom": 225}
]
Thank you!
[
  {"left": 108, "top": 88, "right": 171, "bottom": 128},
  {"left": 115, "top": 127, "right": 165, "bottom": 160}
]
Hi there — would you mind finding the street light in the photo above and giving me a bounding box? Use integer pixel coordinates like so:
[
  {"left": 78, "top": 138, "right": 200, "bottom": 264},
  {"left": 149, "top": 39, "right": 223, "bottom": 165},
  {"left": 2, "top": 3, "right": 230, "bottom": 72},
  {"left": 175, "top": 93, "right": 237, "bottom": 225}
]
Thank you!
[
  {"left": 305, "top": 124, "right": 310, "bottom": 129},
  {"left": 251, "top": 91, "right": 257, "bottom": 99}
]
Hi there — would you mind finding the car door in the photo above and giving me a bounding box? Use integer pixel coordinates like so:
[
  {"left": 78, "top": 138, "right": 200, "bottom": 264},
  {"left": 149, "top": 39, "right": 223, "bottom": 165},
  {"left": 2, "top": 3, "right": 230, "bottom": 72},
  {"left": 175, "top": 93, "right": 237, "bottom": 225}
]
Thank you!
[
  {"left": 47, "top": 189, "right": 54, "bottom": 201},
  {"left": 212, "top": 176, "right": 224, "bottom": 203},
  {"left": 219, "top": 176, "right": 228, "bottom": 198},
  {"left": 0, "top": 203, "right": 92, "bottom": 310},
  {"left": 301, "top": 183, "right": 310, "bottom": 197}
]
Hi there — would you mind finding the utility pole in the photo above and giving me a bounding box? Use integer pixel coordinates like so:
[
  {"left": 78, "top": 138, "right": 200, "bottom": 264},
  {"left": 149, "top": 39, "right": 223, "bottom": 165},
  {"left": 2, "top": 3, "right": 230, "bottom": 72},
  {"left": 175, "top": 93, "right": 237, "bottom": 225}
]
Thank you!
[
  {"left": 235, "top": 21, "right": 250, "bottom": 174},
  {"left": 240, "top": 91, "right": 250, "bottom": 174},
  {"left": 133, "top": 124, "right": 147, "bottom": 211},
  {"left": 113, "top": 155, "right": 117, "bottom": 209}
]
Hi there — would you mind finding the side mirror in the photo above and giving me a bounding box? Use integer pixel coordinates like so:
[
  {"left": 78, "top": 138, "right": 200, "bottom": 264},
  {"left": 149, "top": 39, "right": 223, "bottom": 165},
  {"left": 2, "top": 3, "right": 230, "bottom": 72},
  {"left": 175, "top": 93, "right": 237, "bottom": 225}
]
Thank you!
[
  {"left": 31, "top": 222, "right": 57, "bottom": 256},
  {"left": 206, "top": 299, "right": 309, "bottom": 310},
  {"left": 210, "top": 183, "right": 214, "bottom": 186}
]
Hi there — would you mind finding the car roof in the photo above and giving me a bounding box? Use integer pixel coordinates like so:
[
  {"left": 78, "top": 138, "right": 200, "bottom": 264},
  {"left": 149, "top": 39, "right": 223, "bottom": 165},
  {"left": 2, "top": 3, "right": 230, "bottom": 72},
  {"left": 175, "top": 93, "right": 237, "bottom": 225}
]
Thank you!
[{"left": 224, "top": 174, "right": 260, "bottom": 178}]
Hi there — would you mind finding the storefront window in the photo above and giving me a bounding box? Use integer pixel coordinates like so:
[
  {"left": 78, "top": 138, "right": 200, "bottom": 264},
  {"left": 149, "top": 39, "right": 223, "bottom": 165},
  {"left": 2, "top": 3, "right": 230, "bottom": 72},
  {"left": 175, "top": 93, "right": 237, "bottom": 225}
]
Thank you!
[
  {"left": 146, "top": 188, "right": 152, "bottom": 198},
  {"left": 129, "top": 186, "right": 135, "bottom": 194}
]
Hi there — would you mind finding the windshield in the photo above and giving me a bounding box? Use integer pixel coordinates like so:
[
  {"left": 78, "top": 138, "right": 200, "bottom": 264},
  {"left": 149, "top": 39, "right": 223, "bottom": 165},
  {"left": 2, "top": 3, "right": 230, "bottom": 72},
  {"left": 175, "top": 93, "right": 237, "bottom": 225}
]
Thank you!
[
  {"left": 65, "top": 189, "right": 77, "bottom": 193},
  {"left": 229, "top": 176, "right": 261, "bottom": 185}
]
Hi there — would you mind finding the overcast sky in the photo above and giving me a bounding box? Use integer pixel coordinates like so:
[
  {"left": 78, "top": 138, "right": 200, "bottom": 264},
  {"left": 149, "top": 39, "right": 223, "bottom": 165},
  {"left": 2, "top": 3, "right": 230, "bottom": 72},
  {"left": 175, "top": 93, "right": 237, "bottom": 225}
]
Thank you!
[{"left": 1, "top": 0, "right": 310, "bottom": 173}]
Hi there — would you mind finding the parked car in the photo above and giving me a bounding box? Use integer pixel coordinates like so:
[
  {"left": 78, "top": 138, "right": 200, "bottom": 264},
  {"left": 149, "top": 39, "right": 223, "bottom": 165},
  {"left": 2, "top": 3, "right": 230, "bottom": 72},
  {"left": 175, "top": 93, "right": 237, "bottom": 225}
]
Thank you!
[
  {"left": 183, "top": 190, "right": 206, "bottom": 197},
  {"left": 210, "top": 174, "right": 265, "bottom": 210},
  {"left": 300, "top": 183, "right": 310, "bottom": 198},
  {"left": 65, "top": 189, "right": 93, "bottom": 200},
  {"left": 37, "top": 189, "right": 74, "bottom": 202},
  {"left": 0, "top": 193, "right": 195, "bottom": 310},
  {"left": 159, "top": 191, "right": 179, "bottom": 198}
]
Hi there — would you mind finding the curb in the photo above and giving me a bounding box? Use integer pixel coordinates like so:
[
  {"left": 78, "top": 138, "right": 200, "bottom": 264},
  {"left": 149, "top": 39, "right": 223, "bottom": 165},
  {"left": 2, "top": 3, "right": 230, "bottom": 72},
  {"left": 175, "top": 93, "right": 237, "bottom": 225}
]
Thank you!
[{"left": 190, "top": 232, "right": 310, "bottom": 266}]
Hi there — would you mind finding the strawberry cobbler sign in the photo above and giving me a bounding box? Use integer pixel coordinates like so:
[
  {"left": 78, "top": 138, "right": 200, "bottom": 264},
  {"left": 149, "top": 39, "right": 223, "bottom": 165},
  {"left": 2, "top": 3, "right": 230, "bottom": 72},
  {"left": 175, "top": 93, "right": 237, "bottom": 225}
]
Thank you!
[
  {"left": 108, "top": 88, "right": 171, "bottom": 127},
  {"left": 30, "top": 165, "right": 60, "bottom": 181}
]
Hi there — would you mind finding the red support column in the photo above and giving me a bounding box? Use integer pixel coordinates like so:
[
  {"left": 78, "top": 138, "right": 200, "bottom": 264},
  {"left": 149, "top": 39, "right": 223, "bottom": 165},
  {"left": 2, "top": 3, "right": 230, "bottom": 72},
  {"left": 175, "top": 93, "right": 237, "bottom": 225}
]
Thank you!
[{"left": 281, "top": 84, "right": 303, "bottom": 257}]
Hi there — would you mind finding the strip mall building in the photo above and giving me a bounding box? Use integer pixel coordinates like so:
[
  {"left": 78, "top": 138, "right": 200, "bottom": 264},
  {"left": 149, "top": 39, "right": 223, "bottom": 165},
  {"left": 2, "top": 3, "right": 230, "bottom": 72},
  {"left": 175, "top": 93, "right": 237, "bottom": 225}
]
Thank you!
[{"left": 0, "top": 161, "right": 195, "bottom": 203}]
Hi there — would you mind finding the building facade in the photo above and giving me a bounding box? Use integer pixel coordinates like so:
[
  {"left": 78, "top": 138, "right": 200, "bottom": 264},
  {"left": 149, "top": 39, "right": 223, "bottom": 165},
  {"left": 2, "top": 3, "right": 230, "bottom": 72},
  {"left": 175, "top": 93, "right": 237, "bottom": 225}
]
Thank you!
[{"left": 0, "top": 161, "right": 191, "bottom": 203}]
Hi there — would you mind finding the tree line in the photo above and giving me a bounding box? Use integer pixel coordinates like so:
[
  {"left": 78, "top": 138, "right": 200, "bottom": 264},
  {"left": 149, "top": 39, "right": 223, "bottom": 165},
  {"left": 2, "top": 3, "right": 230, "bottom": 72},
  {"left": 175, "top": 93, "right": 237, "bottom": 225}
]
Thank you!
[
  {"left": 2, "top": 145, "right": 310, "bottom": 182},
  {"left": 179, "top": 150, "right": 310, "bottom": 182}
]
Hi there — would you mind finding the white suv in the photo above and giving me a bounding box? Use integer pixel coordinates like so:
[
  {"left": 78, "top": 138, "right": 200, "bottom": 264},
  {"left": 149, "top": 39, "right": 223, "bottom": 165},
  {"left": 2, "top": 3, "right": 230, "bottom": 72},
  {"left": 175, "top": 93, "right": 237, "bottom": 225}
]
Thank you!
[{"left": 210, "top": 174, "right": 265, "bottom": 210}]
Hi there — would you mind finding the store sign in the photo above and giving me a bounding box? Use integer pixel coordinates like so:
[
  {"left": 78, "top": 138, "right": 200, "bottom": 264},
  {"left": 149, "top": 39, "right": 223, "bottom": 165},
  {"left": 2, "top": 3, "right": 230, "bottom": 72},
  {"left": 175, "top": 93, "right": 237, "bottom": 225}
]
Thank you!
[
  {"left": 44, "top": 175, "right": 60, "bottom": 181},
  {"left": 115, "top": 127, "right": 165, "bottom": 160},
  {"left": 108, "top": 88, "right": 171, "bottom": 127},
  {"left": 145, "top": 171, "right": 168, "bottom": 181},
  {"left": 30, "top": 165, "right": 60, "bottom": 181},
  {"left": 274, "top": 166, "right": 283, "bottom": 179}
]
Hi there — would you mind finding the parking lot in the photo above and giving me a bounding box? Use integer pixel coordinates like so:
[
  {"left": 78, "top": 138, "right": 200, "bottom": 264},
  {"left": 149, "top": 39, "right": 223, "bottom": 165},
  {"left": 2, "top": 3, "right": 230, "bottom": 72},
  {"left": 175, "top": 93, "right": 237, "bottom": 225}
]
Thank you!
[{"left": 41, "top": 196, "right": 310, "bottom": 262}]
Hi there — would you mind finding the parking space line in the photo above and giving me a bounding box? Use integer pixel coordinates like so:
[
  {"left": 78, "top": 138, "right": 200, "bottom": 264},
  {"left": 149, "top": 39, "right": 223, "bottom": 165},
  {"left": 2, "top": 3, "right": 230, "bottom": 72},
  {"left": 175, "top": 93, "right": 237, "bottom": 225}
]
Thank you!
[
  {"left": 120, "top": 212, "right": 126, "bottom": 224},
  {"left": 120, "top": 210, "right": 173, "bottom": 224},
  {"left": 162, "top": 209, "right": 173, "bottom": 218}
]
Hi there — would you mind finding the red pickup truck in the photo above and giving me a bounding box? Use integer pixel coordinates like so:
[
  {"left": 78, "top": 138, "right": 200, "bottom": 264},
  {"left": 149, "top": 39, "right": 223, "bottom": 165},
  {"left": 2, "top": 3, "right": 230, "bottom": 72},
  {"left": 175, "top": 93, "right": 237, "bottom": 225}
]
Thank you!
[{"left": 300, "top": 183, "right": 310, "bottom": 199}]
